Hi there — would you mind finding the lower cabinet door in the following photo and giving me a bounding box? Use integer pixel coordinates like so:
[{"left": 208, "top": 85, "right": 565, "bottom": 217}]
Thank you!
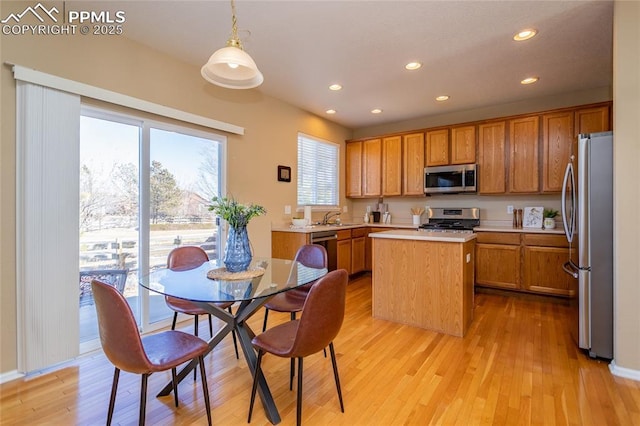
[
  {"left": 522, "top": 246, "right": 577, "bottom": 297},
  {"left": 337, "top": 239, "right": 352, "bottom": 274},
  {"left": 475, "top": 243, "right": 520, "bottom": 290},
  {"left": 351, "top": 236, "right": 365, "bottom": 274}
]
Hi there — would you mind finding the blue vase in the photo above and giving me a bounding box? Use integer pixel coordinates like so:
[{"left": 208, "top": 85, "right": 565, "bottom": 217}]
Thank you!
[{"left": 224, "top": 226, "right": 252, "bottom": 272}]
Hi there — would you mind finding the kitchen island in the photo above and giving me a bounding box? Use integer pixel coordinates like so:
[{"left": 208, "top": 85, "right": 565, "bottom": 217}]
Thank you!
[{"left": 370, "top": 230, "right": 476, "bottom": 337}]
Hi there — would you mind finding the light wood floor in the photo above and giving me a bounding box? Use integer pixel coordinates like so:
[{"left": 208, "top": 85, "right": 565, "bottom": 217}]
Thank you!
[{"left": 2, "top": 274, "right": 639, "bottom": 425}]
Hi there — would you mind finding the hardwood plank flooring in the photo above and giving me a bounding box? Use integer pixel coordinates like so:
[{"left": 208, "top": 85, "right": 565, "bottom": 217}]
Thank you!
[{"left": 1, "top": 274, "right": 639, "bottom": 425}]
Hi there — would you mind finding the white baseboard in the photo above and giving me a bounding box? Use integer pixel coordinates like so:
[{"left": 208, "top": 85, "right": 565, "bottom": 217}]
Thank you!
[
  {"left": 0, "top": 370, "right": 24, "bottom": 384},
  {"left": 609, "top": 360, "right": 640, "bottom": 381}
]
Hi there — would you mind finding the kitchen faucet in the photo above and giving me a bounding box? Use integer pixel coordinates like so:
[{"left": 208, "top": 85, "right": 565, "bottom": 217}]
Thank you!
[{"left": 322, "top": 211, "right": 341, "bottom": 225}]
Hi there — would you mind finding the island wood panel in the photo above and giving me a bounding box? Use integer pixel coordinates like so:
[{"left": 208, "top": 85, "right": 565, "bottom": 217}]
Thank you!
[
  {"left": 372, "top": 238, "right": 475, "bottom": 337},
  {"left": 271, "top": 231, "right": 309, "bottom": 260}
]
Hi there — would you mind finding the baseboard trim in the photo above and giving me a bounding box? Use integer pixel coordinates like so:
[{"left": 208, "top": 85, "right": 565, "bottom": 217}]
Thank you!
[
  {"left": 609, "top": 360, "right": 640, "bottom": 381},
  {"left": 0, "top": 370, "right": 24, "bottom": 384}
]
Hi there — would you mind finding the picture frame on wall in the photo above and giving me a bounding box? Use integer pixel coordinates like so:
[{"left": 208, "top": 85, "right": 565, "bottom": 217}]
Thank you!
[
  {"left": 277, "top": 165, "right": 291, "bottom": 182},
  {"left": 523, "top": 206, "right": 543, "bottom": 228}
]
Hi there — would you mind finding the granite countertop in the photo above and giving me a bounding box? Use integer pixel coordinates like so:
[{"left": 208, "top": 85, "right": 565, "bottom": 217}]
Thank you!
[
  {"left": 271, "top": 222, "right": 418, "bottom": 233},
  {"left": 368, "top": 229, "right": 477, "bottom": 243}
]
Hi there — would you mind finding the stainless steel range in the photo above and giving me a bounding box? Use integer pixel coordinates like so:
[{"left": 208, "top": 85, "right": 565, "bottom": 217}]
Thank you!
[{"left": 419, "top": 207, "right": 480, "bottom": 233}]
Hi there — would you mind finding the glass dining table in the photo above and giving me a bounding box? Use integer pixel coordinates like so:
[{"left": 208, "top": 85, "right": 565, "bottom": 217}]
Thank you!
[{"left": 140, "top": 257, "right": 328, "bottom": 425}]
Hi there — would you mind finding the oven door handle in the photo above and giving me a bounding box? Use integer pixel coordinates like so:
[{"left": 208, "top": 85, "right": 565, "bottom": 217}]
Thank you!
[{"left": 311, "top": 235, "right": 337, "bottom": 243}]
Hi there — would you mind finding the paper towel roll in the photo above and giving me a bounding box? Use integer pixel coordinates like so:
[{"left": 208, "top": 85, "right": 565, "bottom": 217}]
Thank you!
[{"left": 304, "top": 206, "right": 312, "bottom": 225}]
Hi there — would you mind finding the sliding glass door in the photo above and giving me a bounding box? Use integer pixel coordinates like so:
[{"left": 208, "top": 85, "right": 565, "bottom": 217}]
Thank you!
[{"left": 79, "top": 108, "right": 224, "bottom": 350}]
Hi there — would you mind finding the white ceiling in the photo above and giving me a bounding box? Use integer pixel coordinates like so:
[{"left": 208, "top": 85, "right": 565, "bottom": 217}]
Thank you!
[{"left": 95, "top": 0, "right": 613, "bottom": 129}]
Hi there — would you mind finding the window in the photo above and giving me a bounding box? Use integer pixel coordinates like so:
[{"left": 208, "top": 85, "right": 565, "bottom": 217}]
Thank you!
[{"left": 297, "top": 133, "right": 339, "bottom": 206}]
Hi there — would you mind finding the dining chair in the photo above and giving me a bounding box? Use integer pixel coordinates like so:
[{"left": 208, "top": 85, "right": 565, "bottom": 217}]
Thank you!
[
  {"left": 248, "top": 268, "right": 348, "bottom": 426},
  {"left": 91, "top": 279, "right": 212, "bottom": 426},
  {"left": 261, "top": 244, "right": 327, "bottom": 332},
  {"left": 165, "top": 246, "right": 239, "bottom": 360}
]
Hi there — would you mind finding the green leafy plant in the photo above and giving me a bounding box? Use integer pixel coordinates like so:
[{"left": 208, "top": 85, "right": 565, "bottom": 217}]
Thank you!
[
  {"left": 543, "top": 208, "right": 559, "bottom": 218},
  {"left": 208, "top": 196, "right": 266, "bottom": 229}
]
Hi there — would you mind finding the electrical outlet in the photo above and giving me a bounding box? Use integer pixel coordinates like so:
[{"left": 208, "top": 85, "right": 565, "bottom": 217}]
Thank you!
[
  {"left": 284, "top": 205, "right": 291, "bottom": 215},
  {"left": 507, "top": 205, "right": 514, "bottom": 214}
]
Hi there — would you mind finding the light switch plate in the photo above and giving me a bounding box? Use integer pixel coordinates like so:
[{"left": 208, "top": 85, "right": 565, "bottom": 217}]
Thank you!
[
  {"left": 507, "top": 205, "right": 514, "bottom": 214},
  {"left": 284, "top": 205, "right": 291, "bottom": 214}
]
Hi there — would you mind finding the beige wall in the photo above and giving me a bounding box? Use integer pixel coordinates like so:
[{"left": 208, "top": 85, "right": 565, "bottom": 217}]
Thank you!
[
  {"left": 0, "top": 8, "right": 352, "bottom": 373},
  {"left": 612, "top": 0, "right": 640, "bottom": 372}
]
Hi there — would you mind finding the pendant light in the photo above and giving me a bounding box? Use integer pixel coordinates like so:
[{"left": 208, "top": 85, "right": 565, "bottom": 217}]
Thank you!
[{"left": 201, "top": 0, "right": 263, "bottom": 89}]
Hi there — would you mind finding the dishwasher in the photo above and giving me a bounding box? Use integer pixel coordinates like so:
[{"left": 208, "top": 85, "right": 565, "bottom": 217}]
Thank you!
[{"left": 310, "top": 230, "right": 337, "bottom": 271}]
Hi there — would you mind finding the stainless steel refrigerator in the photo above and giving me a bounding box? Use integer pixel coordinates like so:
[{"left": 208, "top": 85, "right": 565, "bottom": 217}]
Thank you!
[{"left": 561, "top": 131, "right": 613, "bottom": 359}]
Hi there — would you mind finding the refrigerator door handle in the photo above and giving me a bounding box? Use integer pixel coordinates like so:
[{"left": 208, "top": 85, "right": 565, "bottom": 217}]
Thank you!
[
  {"left": 563, "top": 260, "right": 579, "bottom": 279},
  {"left": 561, "top": 160, "right": 575, "bottom": 243}
]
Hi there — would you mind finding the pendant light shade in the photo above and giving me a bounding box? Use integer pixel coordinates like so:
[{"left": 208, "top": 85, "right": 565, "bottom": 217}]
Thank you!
[{"left": 201, "top": 0, "right": 263, "bottom": 89}]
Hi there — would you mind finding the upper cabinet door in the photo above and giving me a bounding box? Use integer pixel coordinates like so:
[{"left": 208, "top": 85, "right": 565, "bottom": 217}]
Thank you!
[
  {"left": 402, "top": 132, "right": 425, "bottom": 196},
  {"left": 509, "top": 116, "right": 540, "bottom": 193},
  {"left": 382, "top": 135, "right": 402, "bottom": 196},
  {"left": 478, "top": 121, "right": 506, "bottom": 194},
  {"left": 542, "top": 112, "right": 574, "bottom": 192},
  {"left": 426, "top": 129, "right": 449, "bottom": 166},
  {"left": 362, "top": 138, "right": 382, "bottom": 197},
  {"left": 451, "top": 125, "right": 476, "bottom": 164},
  {"left": 345, "top": 141, "right": 363, "bottom": 197},
  {"left": 575, "top": 106, "right": 610, "bottom": 136}
]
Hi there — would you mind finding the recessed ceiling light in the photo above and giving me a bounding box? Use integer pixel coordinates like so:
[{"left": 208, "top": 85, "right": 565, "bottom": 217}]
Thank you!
[
  {"left": 435, "top": 95, "right": 450, "bottom": 101},
  {"left": 371, "top": 108, "right": 383, "bottom": 114},
  {"left": 405, "top": 62, "right": 422, "bottom": 70},
  {"left": 329, "top": 84, "right": 342, "bottom": 91},
  {"left": 326, "top": 109, "right": 336, "bottom": 114},
  {"left": 521, "top": 76, "right": 539, "bottom": 85},
  {"left": 513, "top": 29, "right": 538, "bottom": 41}
]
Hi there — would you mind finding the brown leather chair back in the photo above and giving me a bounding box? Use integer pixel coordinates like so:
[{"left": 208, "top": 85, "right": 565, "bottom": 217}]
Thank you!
[
  {"left": 290, "top": 269, "right": 348, "bottom": 357},
  {"left": 92, "top": 279, "right": 152, "bottom": 374},
  {"left": 167, "top": 246, "right": 209, "bottom": 271},
  {"left": 294, "top": 244, "right": 327, "bottom": 269}
]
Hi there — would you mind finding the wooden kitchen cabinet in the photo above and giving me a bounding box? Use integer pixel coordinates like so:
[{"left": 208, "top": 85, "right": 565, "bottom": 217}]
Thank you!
[
  {"left": 451, "top": 125, "right": 476, "bottom": 164},
  {"left": 575, "top": 105, "right": 610, "bottom": 136},
  {"left": 336, "top": 229, "right": 352, "bottom": 274},
  {"left": 346, "top": 141, "right": 363, "bottom": 197},
  {"left": 363, "top": 139, "right": 382, "bottom": 197},
  {"left": 477, "top": 121, "right": 506, "bottom": 194},
  {"left": 475, "top": 232, "right": 520, "bottom": 290},
  {"left": 402, "top": 132, "right": 425, "bottom": 196},
  {"left": 426, "top": 129, "right": 449, "bottom": 166},
  {"left": 382, "top": 135, "right": 402, "bottom": 196},
  {"left": 509, "top": 116, "right": 539, "bottom": 193},
  {"left": 522, "top": 234, "right": 576, "bottom": 297},
  {"left": 271, "top": 231, "right": 310, "bottom": 260},
  {"left": 351, "top": 228, "right": 367, "bottom": 274},
  {"left": 475, "top": 231, "right": 575, "bottom": 297},
  {"left": 542, "top": 112, "right": 574, "bottom": 192}
]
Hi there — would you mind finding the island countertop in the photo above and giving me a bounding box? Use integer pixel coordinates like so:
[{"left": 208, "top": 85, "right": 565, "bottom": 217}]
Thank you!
[{"left": 369, "top": 229, "right": 477, "bottom": 243}]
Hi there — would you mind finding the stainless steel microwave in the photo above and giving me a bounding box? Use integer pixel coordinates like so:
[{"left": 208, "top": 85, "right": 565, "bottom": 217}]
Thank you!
[{"left": 424, "top": 164, "right": 477, "bottom": 194}]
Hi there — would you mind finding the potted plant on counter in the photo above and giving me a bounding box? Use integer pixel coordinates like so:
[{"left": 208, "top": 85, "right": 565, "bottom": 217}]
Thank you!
[{"left": 543, "top": 208, "right": 558, "bottom": 229}]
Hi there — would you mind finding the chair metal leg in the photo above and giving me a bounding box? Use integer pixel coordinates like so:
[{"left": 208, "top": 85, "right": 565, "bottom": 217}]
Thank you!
[
  {"left": 171, "top": 368, "right": 179, "bottom": 407},
  {"left": 198, "top": 356, "right": 212, "bottom": 426},
  {"left": 329, "top": 342, "right": 344, "bottom": 412},
  {"left": 248, "top": 350, "right": 264, "bottom": 423},
  {"left": 290, "top": 358, "right": 295, "bottom": 391},
  {"left": 107, "top": 368, "right": 120, "bottom": 426},
  {"left": 262, "top": 308, "right": 269, "bottom": 332},
  {"left": 139, "top": 373, "right": 148, "bottom": 426},
  {"left": 227, "top": 306, "right": 240, "bottom": 359},
  {"left": 207, "top": 314, "right": 213, "bottom": 337},
  {"left": 193, "top": 315, "right": 199, "bottom": 381},
  {"left": 296, "top": 357, "right": 303, "bottom": 426},
  {"left": 171, "top": 312, "right": 178, "bottom": 330}
]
